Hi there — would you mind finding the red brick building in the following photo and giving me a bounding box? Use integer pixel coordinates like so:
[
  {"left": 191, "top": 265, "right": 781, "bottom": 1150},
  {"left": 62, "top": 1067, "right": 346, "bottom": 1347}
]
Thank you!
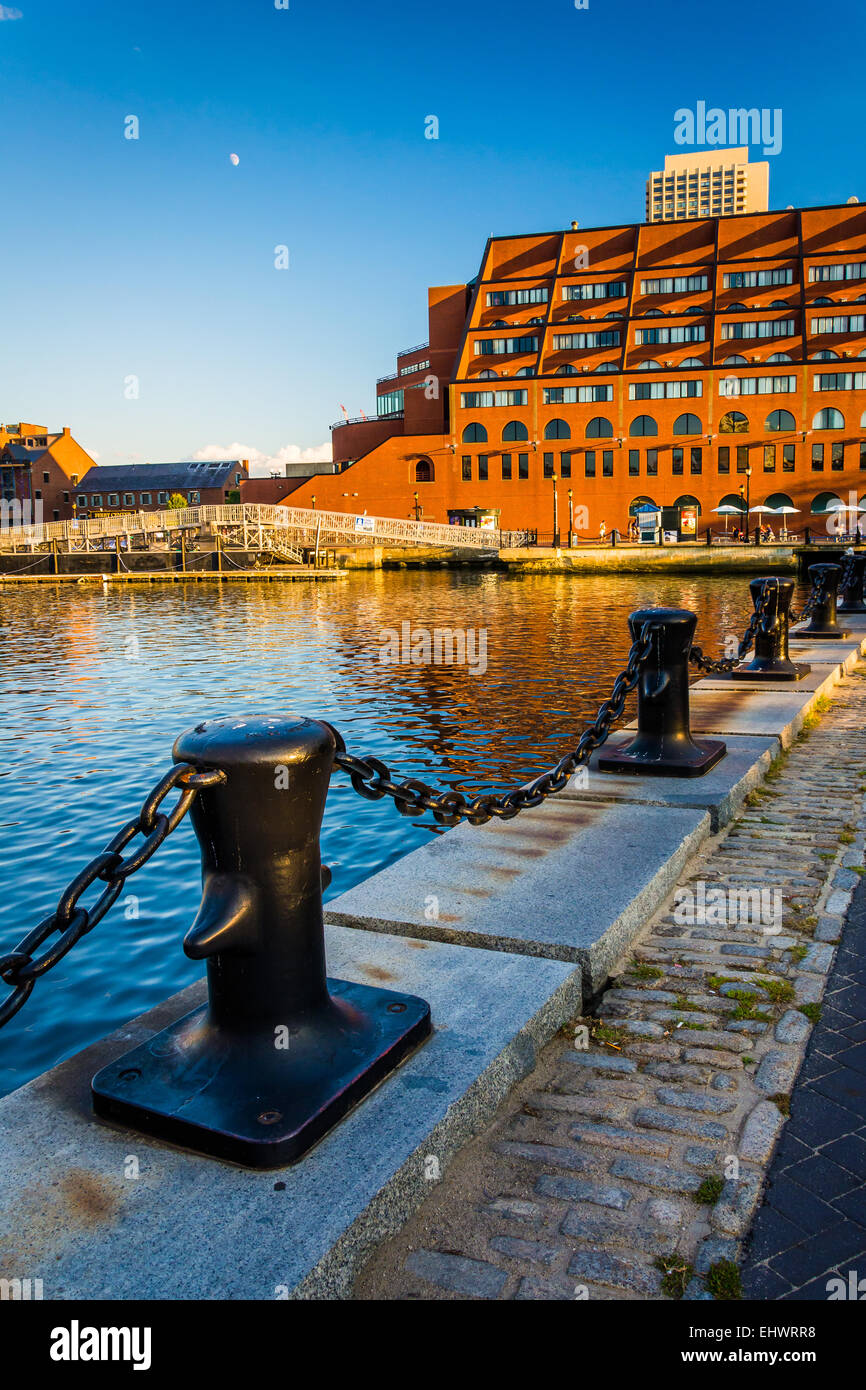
[
  {"left": 289, "top": 204, "right": 866, "bottom": 539},
  {"left": 0, "top": 423, "right": 95, "bottom": 523}
]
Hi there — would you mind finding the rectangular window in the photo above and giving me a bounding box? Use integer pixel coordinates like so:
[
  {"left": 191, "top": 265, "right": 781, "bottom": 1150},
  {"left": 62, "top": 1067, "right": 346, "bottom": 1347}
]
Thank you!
[
  {"left": 646, "top": 448, "right": 658, "bottom": 476},
  {"left": 630, "top": 380, "right": 702, "bottom": 400},
  {"left": 722, "top": 320, "right": 795, "bottom": 340},
  {"left": 501, "top": 453, "right": 512, "bottom": 480},
  {"left": 636, "top": 325, "right": 706, "bottom": 345},
  {"left": 563, "top": 281, "right": 627, "bottom": 301},
  {"left": 474, "top": 336, "right": 539, "bottom": 355},
  {"left": 629, "top": 449, "right": 640, "bottom": 476},
  {"left": 719, "top": 375, "right": 797, "bottom": 396},
  {"left": 461, "top": 456, "right": 471, "bottom": 481},
  {"left": 107, "top": 493, "right": 119, "bottom": 506},
  {"left": 718, "top": 446, "right": 730, "bottom": 474},
  {"left": 543, "top": 385, "right": 613, "bottom": 403},
  {"left": 43, "top": 471, "right": 50, "bottom": 484},
  {"left": 543, "top": 452, "right": 555, "bottom": 479},
  {"left": 123, "top": 492, "right": 135, "bottom": 505},
  {"left": 672, "top": 448, "right": 684, "bottom": 476},
  {"left": 808, "top": 262, "right": 866, "bottom": 282},
  {"left": 552, "top": 331, "right": 620, "bottom": 350},
  {"left": 584, "top": 450, "right": 596, "bottom": 478},
  {"left": 815, "top": 373, "right": 866, "bottom": 391},
  {"left": 810, "top": 316, "right": 865, "bottom": 334},
  {"left": 690, "top": 447, "right": 702, "bottom": 475},
  {"left": 602, "top": 450, "right": 613, "bottom": 477},
  {"left": 140, "top": 492, "right": 152, "bottom": 504},
  {"left": 486, "top": 286, "right": 549, "bottom": 305},
  {"left": 723, "top": 268, "right": 794, "bottom": 288},
  {"left": 478, "top": 455, "right": 488, "bottom": 481},
  {"left": 91, "top": 494, "right": 102, "bottom": 506},
  {"left": 459, "top": 389, "right": 528, "bottom": 408},
  {"left": 860, "top": 442, "right": 866, "bottom": 471},
  {"left": 831, "top": 442, "right": 844, "bottom": 471},
  {"left": 736, "top": 446, "right": 750, "bottom": 472},
  {"left": 640, "top": 275, "right": 709, "bottom": 294},
  {"left": 811, "top": 443, "right": 824, "bottom": 471},
  {"left": 34, "top": 490, "right": 42, "bottom": 500},
  {"left": 763, "top": 444, "right": 776, "bottom": 472},
  {"left": 77, "top": 494, "right": 87, "bottom": 506},
  {"left": 782, "top": 445, "right": 795, "bottom": 472},
  {"left": 560, "top": 452, "right": 572, "bottom": 479},
  {"left": 157, "top": 491, "right": 168, "bottom": 504},
  {"left": 190, "top": 491, "right": 200, "bottom": 504},
  {"left": 518, "top": 453, "right": 529, "bottom": 479},
  {"left": 377, "top": 389, "right": 404, "bottom": 415}
]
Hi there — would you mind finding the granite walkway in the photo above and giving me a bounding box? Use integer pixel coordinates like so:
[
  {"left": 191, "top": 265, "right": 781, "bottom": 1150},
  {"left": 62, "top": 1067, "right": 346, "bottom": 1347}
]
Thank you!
[{"left": 354, "top": 667, "right": 866, "bottom": 1301}]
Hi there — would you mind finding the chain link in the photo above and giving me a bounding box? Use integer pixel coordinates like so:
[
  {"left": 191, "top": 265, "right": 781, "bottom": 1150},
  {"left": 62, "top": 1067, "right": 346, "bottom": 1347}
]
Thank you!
[
  {"left": 789, "top": 568, "right": 827, "bottom": 626},
  {"left": 328, "top": 621, "right": 656, "bottom": 828},
  {"left": 688, "top": 578, "right": 778, "bottom": 674},
  {"left": 0, "top": 764, "right": 226, "bottom": 1028}
]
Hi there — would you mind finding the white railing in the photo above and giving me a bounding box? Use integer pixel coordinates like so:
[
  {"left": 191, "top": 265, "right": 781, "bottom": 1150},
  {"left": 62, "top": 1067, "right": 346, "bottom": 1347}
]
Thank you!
[{"left": 0, "top": 503, "right": 501, "bottom": 552}]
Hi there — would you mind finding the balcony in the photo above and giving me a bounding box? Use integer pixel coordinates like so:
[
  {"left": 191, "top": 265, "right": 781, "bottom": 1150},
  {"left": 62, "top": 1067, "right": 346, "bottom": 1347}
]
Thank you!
[{"left": 330, "top": 411, "right": 404, "bottom": 431}]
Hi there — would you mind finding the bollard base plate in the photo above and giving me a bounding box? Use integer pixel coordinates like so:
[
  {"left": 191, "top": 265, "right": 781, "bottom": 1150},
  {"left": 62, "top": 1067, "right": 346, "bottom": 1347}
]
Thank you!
[
  {"left": 730, "top": 661, "right": 811, "bottom": 682},
  {"left": 91, "top": 977, "right": 431, "bottom": 1169},
  {"left": 597, "top": 737, "right": 726, "bottom": 779},
  {"left": 799, "top": 626, "right": 851, "bottom": 640}
]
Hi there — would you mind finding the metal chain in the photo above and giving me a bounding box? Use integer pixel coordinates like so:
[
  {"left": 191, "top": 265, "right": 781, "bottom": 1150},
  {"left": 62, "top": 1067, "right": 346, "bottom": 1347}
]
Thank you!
[
  {"left": 688, "top": 578, "right": 778, "bottom": 674},
  {"left": 790, "top": 568, "right": 827, "bottom": 625},
  {"left": 838, "top": 553, "right": 856, "bottom": 597},
  {"left": 329, "top": 621, "right": 657, "bottom": 828},
  {"left": 0, "top": 763, "right": 226, "bottom": 1027}
]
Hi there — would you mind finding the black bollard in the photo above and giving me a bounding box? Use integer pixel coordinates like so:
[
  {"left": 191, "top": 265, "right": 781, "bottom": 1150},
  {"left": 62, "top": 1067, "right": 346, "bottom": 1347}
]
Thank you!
[
  {"left": 838, "top": 552, "right": 866, "bottom": 613},
  {"left": 597, "top": 609, "right": 726, "bottom": 778},
  {"left": 732, "top": 577, "right": 811, "bottom": 682},
  {"left": 799, "top": 563, "right": 851, "bottom": 639},
  {"left": 92, "top": 715, "right": 431, "bottom": 1167}
]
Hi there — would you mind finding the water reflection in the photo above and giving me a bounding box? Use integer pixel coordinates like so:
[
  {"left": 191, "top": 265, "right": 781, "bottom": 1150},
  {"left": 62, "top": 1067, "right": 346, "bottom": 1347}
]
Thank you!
[{"left": 0, "top": 570, "right": 800, "bottom": 1094}]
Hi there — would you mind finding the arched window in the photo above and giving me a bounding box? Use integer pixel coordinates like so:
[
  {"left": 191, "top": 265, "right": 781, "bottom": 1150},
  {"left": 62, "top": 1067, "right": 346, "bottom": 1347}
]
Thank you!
[
  {"left": 594, "top": 361, "right": 619, "bottom": 372},
  {"left": 683, "top": 306, "right": 703, "bottom": 315},
  {"left": 629, "top": 414, "right": 658, "bottom": 437},
  {"left": 476, "top": 369, "right": 498, "bottom": 379},
  {"left": 811, "top": 491, "right": 842, "bottom": 514},
  {"left": 673, "top": 494, "right": 701, "bottom": 513},
  {"left": 515, "top": 366, "right": 535, "bottom": 377},
  {"left": 636, "top": 359, "right": 661, "bottom": 370},
  {"left": 812, "top": 297, "right": 834, "bottom": 306},
  {"left": 544, "top": 418, "right": 571, "bottom": 440},
  {"left": 810, "top": 349, "right": 839, "bottom": 360},
  {"left": 727, "top": 303, "right": 748, "bottom": 312},
  {"left": 812, "top": 407, "right": 844, "bottom": 430},
  {"left": 680, "top": 357, "right": 704, "bottom": 367},
  {"left": 641, "top": 309, "right": 665, "bottom": 318},
  {"left": 629, "top": 496, "right": 659, "bottom": 515},
  {"left": 723, "top": 355, "right": 748, "bottom": 365},
  {"left": 718, "top": 492, "right": 748, "bottom": 513},
  {"left": 719, "top": 411, "right": 749, "bottom": 434},
  {"left": 766, "top": 352, "right": 792, "bottom": 363},
  {"left": 462, "top": 423, "right": 487, "bottom": 444},
  {"left": 764, "top": 492, "right": 794, "bottom": 510},
  {"left": 861, "top": 410, "right": 866, "bottom": 428},
  {"left": 555, "top": 364, "right": 578, "bottom": 375},
  {"left": 414, "top": 458, "right": 434, "bottom": 483},
  {"left": 673, "top": 413, "right": 702, "bottom": 435},
  {"left": 604, "top": 310, "right": 625, "bottom": 319},
  {"left": 586, "top": 416, "right": 613, "bottom": 438},
  {"left": 502, "top": 420, "right": 529, "bottom": 442},
  {"left": 765, "top": 409, "right": 796, "bottom": 432}
]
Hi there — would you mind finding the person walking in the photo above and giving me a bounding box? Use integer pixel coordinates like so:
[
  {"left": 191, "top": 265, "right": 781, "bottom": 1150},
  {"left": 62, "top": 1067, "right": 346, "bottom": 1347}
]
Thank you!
[{"left": 599, "top": 519, "right": 606, "bottom": 542}]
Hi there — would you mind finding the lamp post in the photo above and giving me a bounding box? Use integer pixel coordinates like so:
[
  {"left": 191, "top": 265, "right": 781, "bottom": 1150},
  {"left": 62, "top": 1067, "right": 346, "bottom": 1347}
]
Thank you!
[
  {"left": 311, "top": 494, "right": 316, "bottom": 512},
  {"left": 739, "top": 465, "right": 752, "bottom": 542},
  {"left": 552, "top": 472, "right": 559, "bottom": 548},
  {"left": 567, "top": 489, "right": 573, "bottom": 548},
  {"left": 413, "top": 491, "right": 421, "bottom": 522}
]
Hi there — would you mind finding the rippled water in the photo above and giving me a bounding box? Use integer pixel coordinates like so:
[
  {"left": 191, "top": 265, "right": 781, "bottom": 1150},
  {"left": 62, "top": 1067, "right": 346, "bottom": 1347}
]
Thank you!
[{"left": 0, "top": 569, "right": 797, "bottom": 1096}]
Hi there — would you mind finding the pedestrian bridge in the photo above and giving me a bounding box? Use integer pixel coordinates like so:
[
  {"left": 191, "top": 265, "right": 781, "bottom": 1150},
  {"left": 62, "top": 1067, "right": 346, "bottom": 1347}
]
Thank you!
[{"left": 0, "top": 503, "right": 501, "bottom": 555}]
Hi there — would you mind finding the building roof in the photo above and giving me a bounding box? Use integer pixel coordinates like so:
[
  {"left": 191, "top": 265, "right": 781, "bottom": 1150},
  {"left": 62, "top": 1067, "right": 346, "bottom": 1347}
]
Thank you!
[{"left": 75, "top": 461, "right": 247, "bottom": 491}]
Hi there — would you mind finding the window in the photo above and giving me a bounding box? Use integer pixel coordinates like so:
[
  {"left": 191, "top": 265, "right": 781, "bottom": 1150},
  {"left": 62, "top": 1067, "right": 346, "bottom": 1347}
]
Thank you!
[
  {"left": 861, "top": 442, "right": 866, "bottom": 471},
  {"left": 831, "top": 443, "right": 845, "bottom": 471},
  {"left": 62, "top": 492, "right": 69, "bottom": 503},
  {"left": 586, "top": 416, "right": 613, "bottom": 439},
  {"left": 629, "top": 415, "right": 657, "bottom": 437},
  {"left": 77, "top": 494, "right": 87, "bottom": 506},
  {"left": 723, "top": 268, "right": 794, "bottom": 288},
  {"left": 461, "top": 456, "right": 471, "bottom": 481},
  {"left": 34, "top": 490, "right": 42, "bottom": 500},
  {"left": 809, "top": 262, "right": 866, "bottom": 282},
  {"left": 815, "top": 372, "right": 866, "bottom": 391},
  {"left": 812, "top": 444, "right": 825, "bottom": 472},
  {"left": 123, "top": 492, "right": 135, "bottom": 505},
  {"left": 640, "top": 275, "right": 708, "bottom": 293},
  {"left": 736, "top": 446, "right": 750, "bottom": 472},
  {"left": 629, "top": 380, "right": 702, "bottom": 400},
  {"left": 501, "top": 453, "right": 512, "bottom": 480},
  {"left": 460, "top": 389, "right": 528, "bottom": 408},
  {"left": 812, "top": 491, "right": 841, "bottom": 512},
  {"left": 543, "top": 385, "right": 612, "bottom": 403},
  {"left": 584, "top": 450, "right": 596, "bottom": 478},
  {"left": 718, "top": 447, "right": 730, "bottom": 474},
  {"left": 399, "top": 359, "right": 430, "bottom": 376},
  {"left": 560, "top": 452, "right": 572, "bottom": 478},
  {"left": 719, "top": 411, "right": 749, "bottom": 434},
  {"left": 629, "top": 449, "right": 640, "bottom": 476},
  {"left": 190, "top": 490, "right": 200, "bottom": 504},
  {"left": 544, "top": 418, "right": 571, "bottom": 440},
  {"left": 673, "top": 413, "right": 701, "bottom": 435},
  {"left": 722, "top": 319, "right": 795, "bottom": 340},
  {"left": 812, "top": 407, "right": 845, "bottom": 430},
  {"left": 543, "top": 452, "right": 555, "bottom": 479},
  {"left": 474, "top": 336, "right": 539, "bottom": 355},
  {"left": 518, "top": 453, "right": 529, "bottom": 479},
  {"left": 91, "top": 494, "right": 102, "bottom": 506},
  {"left": 377, "top": 389, "right": 404, "bottom": 415},
  {"left": 602, "top": 450, "right": 613, "bottom": 477},
  {"left": 763, "top": 444, "right": 776, "bottom": 472},
  {"left": 765, "top": 409, "right": 796, "bottom": 432},
  {"left": 158, "top": 491, "right": 168, "bottom": 504},
  {"left": 140, "top": 492, "right": 152, "bottom": 505},
  {"left": 563, "top": 281, "right": 627, "bottom": 300},
  {"left": 811, "top": 315, "right": 865, "bottom": 334},
  {"left": 106, "top": 493, "right": 119, "bottom": 505},
  {"left": 720, "top": 376, "right": 796, "bottom": 397},
  {"left": 783, "top": 445, "right": 795, "bottom": 472},
  {"left": 636, "top": 325, "right": 706, "bottom": 344},
  {"left": 478, "top": 455, "right": 488, "bottom": 481},
  {"left": 672, "top": 448, "right": 684, "bottom": 475},
  {"left": 43, "top": 471, "right": 50, "bottom": 484},
  {"left": 646, "top": 449, "right": 658, "bottom": 476},
  {"left": 690, "top": 447, "right": 702, "bottom": 475},
  {"left": 486, "top": 287, "right": 549, "bottom": 305},
  {"left": 552, "top": 331, "right": 620, "bottom": 349},
  {"left": 462, "top": 423, "right": 488, "bottom": 443},
  {"left": 503, "top": 420, "right": 529, "bottom": 442},
  {"left": 414, "top": 459, "right": 433, "bottom": 482}
]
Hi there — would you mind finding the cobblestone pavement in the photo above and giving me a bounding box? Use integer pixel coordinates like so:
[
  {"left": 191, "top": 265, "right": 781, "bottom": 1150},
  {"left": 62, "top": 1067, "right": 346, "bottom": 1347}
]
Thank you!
[
  {"left": 741, "top": 869, "right": 866, "bottom": 1299},
  {"left": 354, "top": 668, "right": 866, "bottom": 1301}
]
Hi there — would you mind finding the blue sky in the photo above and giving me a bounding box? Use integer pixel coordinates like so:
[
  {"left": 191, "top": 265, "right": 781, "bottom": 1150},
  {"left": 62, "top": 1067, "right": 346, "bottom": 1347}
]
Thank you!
[{"left": 1, "top": 0, "right": 863, "bottom": 471}]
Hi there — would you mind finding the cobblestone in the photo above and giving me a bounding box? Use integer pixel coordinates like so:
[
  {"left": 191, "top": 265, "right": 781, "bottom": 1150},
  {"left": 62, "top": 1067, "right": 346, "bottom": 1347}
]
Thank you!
[{"left": 354, "top": 668, "right": 866, "bottom": 1301}]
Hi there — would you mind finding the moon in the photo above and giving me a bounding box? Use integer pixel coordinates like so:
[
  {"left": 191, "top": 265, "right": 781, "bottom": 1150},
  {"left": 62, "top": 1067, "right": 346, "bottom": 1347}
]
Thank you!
[{"left": 229, "top": 153, "right": 240, "bottom": 166}]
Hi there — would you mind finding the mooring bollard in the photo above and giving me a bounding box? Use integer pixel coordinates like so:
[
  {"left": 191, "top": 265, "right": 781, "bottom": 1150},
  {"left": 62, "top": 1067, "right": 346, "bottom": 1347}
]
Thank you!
[
  {"left": 597, "top": 608, "right": 726, "bottom": 778},
  {"left": 800, "top": 563, "right": 851, "bottom": 640},
  {"left": 732, "top": 577, "right": 811, "bottom": 682},
  {"left": 838, "top": 552, "right": 866, "bottom": 613},
  {"left": 91, "top": 715, "right": 432, "bottom": 1167}
]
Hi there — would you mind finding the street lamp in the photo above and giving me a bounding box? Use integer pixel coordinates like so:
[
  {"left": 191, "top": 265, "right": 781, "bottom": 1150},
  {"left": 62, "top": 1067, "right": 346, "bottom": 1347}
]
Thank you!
[
  {"left": 567, "top": 489, "right": 573, "bottom": 548},
  {"left": 311, "top": 494, "right": 316, "bottom": 511},
  {"left": 413, "top": 491, "right": 421, "bottom": 522},
  {"left": 739, "top": 466, "right": 752, "bottom": 542},
  {"left": 552, "top": 472, "right": 559, "bottom": 548}
]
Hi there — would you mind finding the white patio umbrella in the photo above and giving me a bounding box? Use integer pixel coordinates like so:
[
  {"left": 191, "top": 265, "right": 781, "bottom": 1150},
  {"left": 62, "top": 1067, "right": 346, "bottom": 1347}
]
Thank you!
[
  {"left": 773, "top": 504, "right": 800, "bottom": 541},
  {"left": 712, "top": 503, "right": 746, "bottom": 535}
]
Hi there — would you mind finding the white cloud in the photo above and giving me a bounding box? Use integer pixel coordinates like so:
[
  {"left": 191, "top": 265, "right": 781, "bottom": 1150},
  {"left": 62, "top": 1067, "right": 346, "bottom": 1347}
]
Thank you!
[
  {"left": 0, "top": 7, "right": 23, "bottom": 19},
  {"left": 190, "top": 440, "right": 332, "bottom": 478}
]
